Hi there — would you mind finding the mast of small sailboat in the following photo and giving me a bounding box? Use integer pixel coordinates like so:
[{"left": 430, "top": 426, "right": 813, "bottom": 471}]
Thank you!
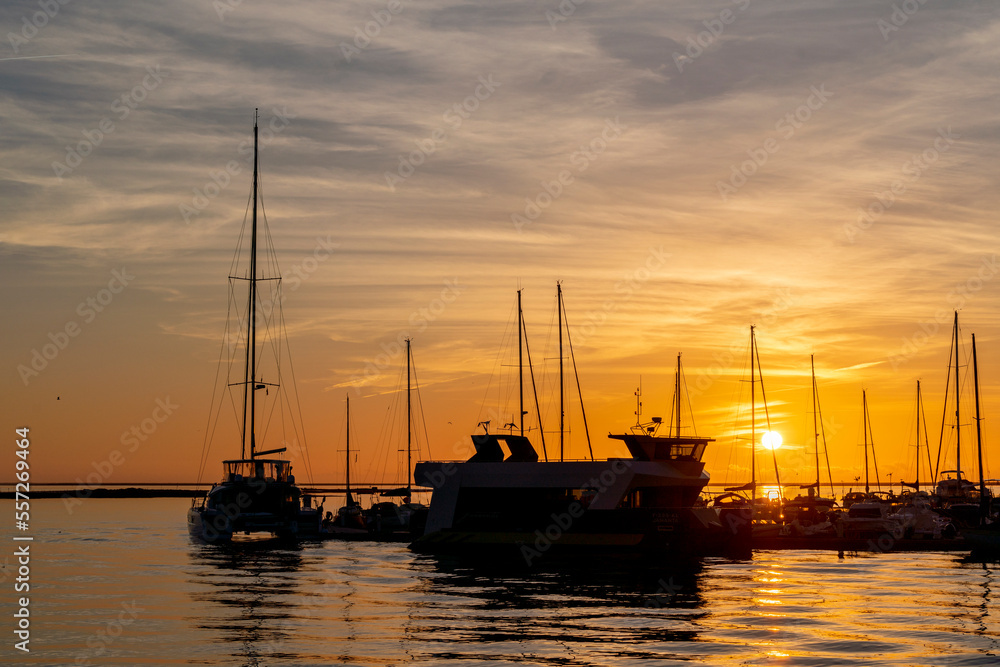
[
  {"left": 345, "top": 394, "right": 352, "bottom": 504},
  {"left": 406, "top": 337, "right": 412, "bottom": 499},
  {"left": 242, "top": 109, "right": 260, "bottom": 460},
  {"left": 558, "top": 282, "right": 564, "bottom": 462},
  {"left": 954, "top": 311, "right": 961, "bottom": 478},
  {"left": 518, "top": 289, "right": 524, "bottom": 436},
  {"left": 915, "top": 380, "right": 922, "bottom": 491},
  {"left": 973, "top": 333, "right": 987, "bottom": 522},
  {"left": 674, "top": 353, "right": 682, "bottom": 437},
  {"left": 750, "top": 326, "right": 756, "bottom": 503},
  {"left": 811, "top": 355, "right": 819, "bottom": 490},
  {"left": 863, "top": 390, "right": 870, "bottom": 495}
]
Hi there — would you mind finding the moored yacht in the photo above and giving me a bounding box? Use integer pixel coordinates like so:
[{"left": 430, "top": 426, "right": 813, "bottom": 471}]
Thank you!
[
  {"left": 187, "top": 110, "right": 322, "bottom": 543},
  {"left": 410, "top": 422, "right": 744, "bottom": 557},
  {"left": 411, "top": 308, "right": 748, "bottom": 558}
]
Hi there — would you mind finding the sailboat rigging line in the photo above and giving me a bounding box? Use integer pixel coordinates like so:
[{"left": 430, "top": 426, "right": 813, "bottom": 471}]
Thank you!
[
  {"left": 409, "top": 345, "right": 434, "bottom": 460},
  {"left": 282, "top": 318, "right": 316, "bottom": 483},
  {"left": 679, "top": 357, "right": 699, "bottom": 438},
  {"left": 559, "top": 289, "right": 594, "bottom": 461},
  {"left": 385, "top": 363, "right": 409, "bottom": 484},
  {"left": 816, "top": 376, "right": 835, "bottom": 498},
  {"left": 972, "top": 333, "right": 988, "bottom": 522},
  {"left": 934, "top": 320, "right": 957, "bottom": 483},
  {"left": 196, "top": 324, "right": 231, "bottom": 484},
  {"left": 752, "top": 331, "right": 782, "bottom": 491},
  {"left": 717, "top": 334, "right": 752, "bottom": 489},
  {"left": 476, "top": 297, "right": 517, "bottom": 435},
  {"left": 865, "top": 394, "right": 882, "bottom": 492},
  {"left": 919, "top": 381, "right": 933, "bottom": 486},
  {"left": 522, "top": 303, "right": 548, "bottom": 461}
]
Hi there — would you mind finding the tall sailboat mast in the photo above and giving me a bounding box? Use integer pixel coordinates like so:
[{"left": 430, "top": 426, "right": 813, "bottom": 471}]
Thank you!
[{"left": 241, "top": 110, "right": 260, "bottom": 459}]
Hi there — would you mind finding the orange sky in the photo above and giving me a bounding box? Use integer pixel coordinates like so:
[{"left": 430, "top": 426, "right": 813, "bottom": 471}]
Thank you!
[{"left": 2, "top": 0, "right": 999, "bottom": 494}]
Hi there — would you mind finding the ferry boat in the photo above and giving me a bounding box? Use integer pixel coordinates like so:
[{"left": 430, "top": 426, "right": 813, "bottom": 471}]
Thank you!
[
  {"left": 410, "top": 308, "right": 749, "bottom": 559},
  {"left": 187, "top": 111, "right": 322, "bottom": 543},
  {"left": 410, "top": 424, "right": 747, "bottom": 558}
]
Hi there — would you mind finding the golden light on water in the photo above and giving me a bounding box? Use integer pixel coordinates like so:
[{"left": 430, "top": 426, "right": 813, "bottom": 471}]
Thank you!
[{"left": 760, "top": 486, "right": 784, "bottom": 501}]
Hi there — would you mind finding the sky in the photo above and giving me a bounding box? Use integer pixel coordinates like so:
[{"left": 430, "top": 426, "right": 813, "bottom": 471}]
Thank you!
[{"left": 2, "top": 0, "right": 999, "bottom": 494}]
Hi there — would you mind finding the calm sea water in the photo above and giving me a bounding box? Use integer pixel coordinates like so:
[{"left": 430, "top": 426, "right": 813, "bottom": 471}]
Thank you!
[{"left": 5, "top": 498, "right": 1000, "bottom": 666}]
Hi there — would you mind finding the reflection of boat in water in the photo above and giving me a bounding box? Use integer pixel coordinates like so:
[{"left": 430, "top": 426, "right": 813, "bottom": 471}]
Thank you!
[
  {"left": 187, "top": 540, "right": 308, "bottom": 664},
  {"left": 188, "top": 111, "right": 322, "bottom": 543},
  {"left": 412, "top": 290, "right": 747, "bottom": 559}
]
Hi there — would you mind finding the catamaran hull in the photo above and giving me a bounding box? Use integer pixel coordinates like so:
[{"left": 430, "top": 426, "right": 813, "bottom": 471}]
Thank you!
[
  {"left": 187, "top": 507, "right": 233, "bottom": 543},
  {"left": 187, "top": 506, "right": 320, "bottom": 543}
]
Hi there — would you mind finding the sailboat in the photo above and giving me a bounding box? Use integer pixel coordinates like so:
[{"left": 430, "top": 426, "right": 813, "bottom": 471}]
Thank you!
[
  {"left": 958, "top": 332, "right": 1000, "bottom": 550},
  {"left": 717, "top": 326, "right": 784, "bottom": 529},
  {"left": 934, "top": 315, "right": 994, "bottom": 528},
  {"left": 365, "top": 338, "right": 427, "bottom": 539},
  {"left": 187, "top": 111, "right": 322, "bottom": 543},
  {"left": 841, "top": 391, "right": 905, "bottom": 539},
  {"left": 891, "top": 381, "right": 955, "bottom": 539},
  {"left": 322, "top": 395, "right": 369, "bottom": 538},
  {"left": 781, "top": 356, "right": 837, "bottom": 533},
  {"left": 934, "top": 312, "right": 981, "bottom": 513},
  {"left": 900, "top": 381, "right": 932, "bottom": 498}
]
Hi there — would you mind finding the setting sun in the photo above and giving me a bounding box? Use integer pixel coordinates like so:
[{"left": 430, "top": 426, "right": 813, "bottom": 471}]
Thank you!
[{"left": 761, "top": 431, "right": 783, "bottom": 451}]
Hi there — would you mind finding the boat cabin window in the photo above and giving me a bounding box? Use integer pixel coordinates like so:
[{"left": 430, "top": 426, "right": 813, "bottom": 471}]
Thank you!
[
  {"left": 468, "top": 434, "right": 539, "bottom": 463},
  {"left": 221, "top": 459, "right": 291, "bottom": 483},
  {"left": 669, "top": 441, "right": 707, "bottom": 460}
]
